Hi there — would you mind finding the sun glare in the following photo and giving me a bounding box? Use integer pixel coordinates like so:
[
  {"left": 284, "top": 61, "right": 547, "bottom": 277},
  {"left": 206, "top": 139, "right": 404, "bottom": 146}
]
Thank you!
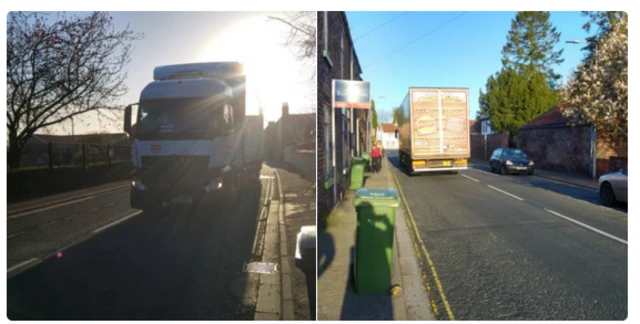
[{"left": 200, "top": 16, "right": 300, "bottom": 123}]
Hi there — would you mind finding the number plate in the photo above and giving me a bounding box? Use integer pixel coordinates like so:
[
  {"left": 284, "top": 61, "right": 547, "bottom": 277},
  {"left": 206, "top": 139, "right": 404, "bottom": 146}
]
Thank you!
[
  {"left": 171, "top": 196, "right": 193, "bottom": 204},
  {"left": 517, "top": 167, "right": 527, "bottom": 170}
]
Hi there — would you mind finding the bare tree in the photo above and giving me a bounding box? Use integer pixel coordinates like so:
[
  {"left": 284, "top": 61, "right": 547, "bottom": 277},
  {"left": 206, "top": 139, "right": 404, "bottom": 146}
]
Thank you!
[
  {"left": 268, "top": 12, "right": 316, "bottom": 63},
  {"left": 269, "top": 12, "right": 316, "bottom": 113},
  {"left": 7, "top": 11, "right": 142, "bottom": 169},
  {"left": 377, "top": 109, "right": 393, "bottom": 124}
]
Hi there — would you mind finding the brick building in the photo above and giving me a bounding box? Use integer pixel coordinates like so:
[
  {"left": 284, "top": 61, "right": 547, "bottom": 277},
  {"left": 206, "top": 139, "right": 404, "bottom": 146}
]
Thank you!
[
  {"left": 317, "top": 11, "right": 367, "bottom": 218},
  {"left": 263, "top": 103, "right": 315, "bottom": 165}
]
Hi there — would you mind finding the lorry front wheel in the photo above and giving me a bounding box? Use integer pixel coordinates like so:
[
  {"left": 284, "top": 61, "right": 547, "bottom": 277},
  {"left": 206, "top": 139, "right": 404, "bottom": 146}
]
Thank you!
[{"left": 222, "top": 172, "right": 239, "bottom": 205}]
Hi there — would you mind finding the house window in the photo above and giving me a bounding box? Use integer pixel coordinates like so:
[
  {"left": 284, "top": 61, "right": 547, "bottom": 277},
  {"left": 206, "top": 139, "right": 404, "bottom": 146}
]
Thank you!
[{"left": 342, "top": 112, "right": 349, "bottom": 169}]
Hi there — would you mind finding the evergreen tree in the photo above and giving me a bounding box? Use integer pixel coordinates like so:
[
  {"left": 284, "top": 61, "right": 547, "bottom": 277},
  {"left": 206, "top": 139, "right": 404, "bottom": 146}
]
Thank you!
[
  {"left": 479, "top": 68, "right": 558, "bottom": 135},
  {"left": 501, "top": 11, "right": 564, "bottom": 89}
]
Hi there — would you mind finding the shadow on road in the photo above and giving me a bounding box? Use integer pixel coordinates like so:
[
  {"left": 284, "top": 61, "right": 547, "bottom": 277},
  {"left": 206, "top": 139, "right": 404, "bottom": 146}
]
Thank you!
[
  {"left": 468, "top": 163, "right": 628, "bottom": 214},
  {"left": 7, "top": 178, "right": 265, "bottom": 320}
]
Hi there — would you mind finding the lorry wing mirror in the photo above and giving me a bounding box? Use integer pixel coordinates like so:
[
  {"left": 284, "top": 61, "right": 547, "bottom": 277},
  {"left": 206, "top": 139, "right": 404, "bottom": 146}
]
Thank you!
[{"left": 124, "top": 105, "right": 132, "bottom": 134}]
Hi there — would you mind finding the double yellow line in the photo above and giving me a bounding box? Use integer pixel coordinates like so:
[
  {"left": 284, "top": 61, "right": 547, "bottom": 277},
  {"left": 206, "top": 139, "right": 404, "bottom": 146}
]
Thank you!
[{"left": 391, "top": 170, "right": 456, "bottom": 320}]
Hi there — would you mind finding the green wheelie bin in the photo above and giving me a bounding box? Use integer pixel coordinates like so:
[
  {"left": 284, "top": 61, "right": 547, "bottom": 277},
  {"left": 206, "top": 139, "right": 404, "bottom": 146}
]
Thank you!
[
  {"left": 349, "top": 157, "right": 367, "bottom": 190},
  {"left": 361, "top": 152, "right": 371, "bottom": 172},
  {"left": 353, "top": 188, "right": 400, "bottom": 294}
]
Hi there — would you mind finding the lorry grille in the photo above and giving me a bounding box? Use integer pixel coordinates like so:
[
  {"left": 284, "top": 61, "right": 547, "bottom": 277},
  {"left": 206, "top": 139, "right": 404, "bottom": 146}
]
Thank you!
[
  {"left": 142, "top": 156, "right": 209, "bottom": 170},
  {"left": 140, "top": 156, "right": 210, "bottom": 192}
]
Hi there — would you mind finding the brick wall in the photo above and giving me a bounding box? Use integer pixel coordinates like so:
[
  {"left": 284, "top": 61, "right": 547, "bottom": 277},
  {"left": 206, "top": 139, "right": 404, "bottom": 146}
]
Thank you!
[
  {"left": 470, "top": 134, "right": 485, "bottom": 160},
  {"left": 596, "top": 133, "right": 627, "bottom": 176},
  {"left": 517, "top": 125, "right": 591, "bottom": 175},
  {"left": 470, "top": 132, "right": 510, "bottom": 161},
  {"left": 317, "top": 11, "right": 362, "bottom": 219}
]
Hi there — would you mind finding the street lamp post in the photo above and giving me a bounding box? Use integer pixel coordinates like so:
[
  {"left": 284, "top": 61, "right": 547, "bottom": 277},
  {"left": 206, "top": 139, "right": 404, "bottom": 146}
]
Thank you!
[{"left": 566, "top": 39, "right": 598, "bottom": 67}]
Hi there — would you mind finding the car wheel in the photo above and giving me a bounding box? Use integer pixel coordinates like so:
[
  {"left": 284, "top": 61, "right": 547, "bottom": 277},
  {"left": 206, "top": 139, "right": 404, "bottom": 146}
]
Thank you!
[
  {"left": 500, "top": 166, "right": 507, "bottom": 175},
  {"left": 600, "top": 182, "right": 617, "bottom": 207}
]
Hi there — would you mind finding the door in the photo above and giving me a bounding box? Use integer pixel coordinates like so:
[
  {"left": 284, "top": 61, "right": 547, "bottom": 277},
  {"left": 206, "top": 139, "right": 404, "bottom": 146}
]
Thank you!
[{"left": 490, "top": 148, "right": 501, "bottom": 169}]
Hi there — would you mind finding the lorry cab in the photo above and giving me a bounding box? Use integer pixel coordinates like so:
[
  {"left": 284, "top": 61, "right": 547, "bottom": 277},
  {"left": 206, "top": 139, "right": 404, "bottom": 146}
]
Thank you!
[{"left": 123, "top": 62, "right": 247, "bottom": 212}]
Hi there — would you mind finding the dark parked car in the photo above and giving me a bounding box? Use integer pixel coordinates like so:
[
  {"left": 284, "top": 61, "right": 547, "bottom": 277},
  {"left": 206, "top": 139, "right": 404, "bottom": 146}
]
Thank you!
[{"left": 489, "top": 148, "right": 534, "bottom": 175}]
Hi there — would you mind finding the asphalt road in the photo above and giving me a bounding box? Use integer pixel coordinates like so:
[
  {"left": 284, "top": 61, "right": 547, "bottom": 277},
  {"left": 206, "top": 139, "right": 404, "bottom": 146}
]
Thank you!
[
  {"left": 7, "top": 168, "right": 271, "bottom": 320},
  {"left": 386, "top": 150, "right": 627, "bottom": 320}
]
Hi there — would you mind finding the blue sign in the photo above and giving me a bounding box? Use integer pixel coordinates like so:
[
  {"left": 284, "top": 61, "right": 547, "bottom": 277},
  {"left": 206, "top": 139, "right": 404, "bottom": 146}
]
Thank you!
[{"left": 333, "top": 80, "right": 371, "bottom": 109}]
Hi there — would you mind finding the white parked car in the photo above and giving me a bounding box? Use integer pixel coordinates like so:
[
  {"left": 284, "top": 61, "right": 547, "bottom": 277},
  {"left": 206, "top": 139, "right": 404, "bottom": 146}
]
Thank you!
[{"left": 598, "top": 168, "right": 628, "bottom": 206}]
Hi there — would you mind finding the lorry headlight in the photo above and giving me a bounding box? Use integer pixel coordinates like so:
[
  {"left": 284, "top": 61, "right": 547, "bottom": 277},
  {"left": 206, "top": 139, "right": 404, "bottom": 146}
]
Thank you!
[
  {"left": 132, "top": 177, "right": 147, "bottom": 191},
  {"left": 204, "top": 177, "right": 223, "bottom": 192},
  {"left": 505, "top": 160, "right": 513, "bottom": 165}
]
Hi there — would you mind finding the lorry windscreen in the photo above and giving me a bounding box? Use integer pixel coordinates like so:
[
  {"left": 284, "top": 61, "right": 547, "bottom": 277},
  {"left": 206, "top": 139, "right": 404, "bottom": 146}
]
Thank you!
[{"left": 136, "top": 98, "right": 231, "bottom": 138}]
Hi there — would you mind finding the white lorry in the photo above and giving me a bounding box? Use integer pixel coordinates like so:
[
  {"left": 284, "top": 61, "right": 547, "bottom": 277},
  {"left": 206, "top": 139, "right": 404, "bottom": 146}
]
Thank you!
[{"left": 123, "top": 62, "right": 263, "bottom": 212}]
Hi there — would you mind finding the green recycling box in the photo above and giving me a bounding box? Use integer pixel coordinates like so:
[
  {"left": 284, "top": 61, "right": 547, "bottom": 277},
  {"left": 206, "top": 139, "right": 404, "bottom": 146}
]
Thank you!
[
  {"left": 349, "top": 157, "right": 367, "bottom": 190},
  {"left": 361, "top": 152, "right": 371, "bottom": 171},
  {"left": 353, "top": 188, "right": 400, "bottom": 294}
]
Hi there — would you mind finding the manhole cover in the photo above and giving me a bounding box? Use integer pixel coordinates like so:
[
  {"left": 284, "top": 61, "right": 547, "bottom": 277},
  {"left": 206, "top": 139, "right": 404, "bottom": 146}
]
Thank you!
[{"left": 243, "top": 262, "right": 279, "bottom": 274}]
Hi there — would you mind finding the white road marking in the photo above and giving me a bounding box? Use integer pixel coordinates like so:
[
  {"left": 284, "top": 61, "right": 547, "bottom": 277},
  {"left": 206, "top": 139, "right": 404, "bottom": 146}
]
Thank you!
[
  {"left": 8, "top": 258, "right": 38, "bottom": 273},
  {"left": 460, "top": 173, "right": 479, "bottom": 182},
  {"left": 544, "top": 209, "right": 627, "bottom": 245},
  {"left": 487, "top": 185, "right": 525, "bottom": 201},
  {"left": 8, "top": 196, "right": 97, "bottom": 220},
  {"left": 92, "top": 211, "right": 142, "bottom": 234},
  {"left": 39, "top": 221, "right": 55, "bottom": 228},
  {"left": 7, "top": 231, "right": 24, "bottom": 239}
]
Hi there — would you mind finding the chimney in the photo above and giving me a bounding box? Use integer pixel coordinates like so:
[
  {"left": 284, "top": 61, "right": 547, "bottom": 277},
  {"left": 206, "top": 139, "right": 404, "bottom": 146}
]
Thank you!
[{"left": 282, "top": 102, "right": 289, "bottom": 117}]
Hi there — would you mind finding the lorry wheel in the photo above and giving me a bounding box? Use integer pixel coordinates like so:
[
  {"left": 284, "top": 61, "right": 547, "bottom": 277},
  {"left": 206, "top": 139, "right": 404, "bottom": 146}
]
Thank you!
[{"left": 222, "top": 172, "right": 239, "bottom": 205}]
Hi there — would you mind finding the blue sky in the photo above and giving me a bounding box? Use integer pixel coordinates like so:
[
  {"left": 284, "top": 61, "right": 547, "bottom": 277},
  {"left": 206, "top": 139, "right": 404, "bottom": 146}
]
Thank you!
[
  {"left": 37, "top": 11, "right": 315, "bottom": 135},
  {"left": 345, "top": 11, "right": 594, "bottom": 122}
]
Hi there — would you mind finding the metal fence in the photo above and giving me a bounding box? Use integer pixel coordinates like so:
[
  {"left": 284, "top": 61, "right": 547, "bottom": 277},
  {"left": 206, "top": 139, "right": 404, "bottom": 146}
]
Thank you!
[
  {"left": 284, "top": 141, "right": 316, "bottom": 182},
  {"left": 17, "top": 142, "right": 132, "bottom": 170}
]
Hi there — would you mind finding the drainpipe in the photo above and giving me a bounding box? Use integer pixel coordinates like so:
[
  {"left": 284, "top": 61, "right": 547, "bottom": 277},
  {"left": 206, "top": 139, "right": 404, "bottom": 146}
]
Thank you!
[{"left": 591, "top": 125, "right": 597, "bottom": 179}]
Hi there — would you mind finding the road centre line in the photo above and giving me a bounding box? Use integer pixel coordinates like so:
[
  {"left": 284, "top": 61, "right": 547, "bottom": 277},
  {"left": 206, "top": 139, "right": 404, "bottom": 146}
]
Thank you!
[
  {"left": 92, "top": 211, "right": 142, "bottom": 234},
  {"left": 487, "top": 185, "right": 524, "bottom": 201},
  {"left": 460, "top": 173, "right": 479, "bottom": 182},
  {"left": 544, "top": 209, "right": 627, "bottom": 245},
  {"left": 8, "top": 196, "right": 97, "bottom": 220},
  {"left": 8, "top": 258, "right": 38, "bottom": 274},
  {"left": 7, "top": 231, "right": 24, "bottom": 239}
]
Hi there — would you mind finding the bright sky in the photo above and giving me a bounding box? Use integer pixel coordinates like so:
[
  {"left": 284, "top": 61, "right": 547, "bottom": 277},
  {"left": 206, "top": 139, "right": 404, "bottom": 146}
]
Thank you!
[
  {"left": 46, "top": 11, "right": 315, "bottom": 135},
  {"left": 345, "top": 11, "right": 594, "bottom": 122}
]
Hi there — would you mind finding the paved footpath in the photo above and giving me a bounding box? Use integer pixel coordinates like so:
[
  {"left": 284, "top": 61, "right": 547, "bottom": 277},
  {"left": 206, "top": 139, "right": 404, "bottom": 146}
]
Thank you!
[{"left": 318, "top": 158, "right": 435, "bottom": 320}]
